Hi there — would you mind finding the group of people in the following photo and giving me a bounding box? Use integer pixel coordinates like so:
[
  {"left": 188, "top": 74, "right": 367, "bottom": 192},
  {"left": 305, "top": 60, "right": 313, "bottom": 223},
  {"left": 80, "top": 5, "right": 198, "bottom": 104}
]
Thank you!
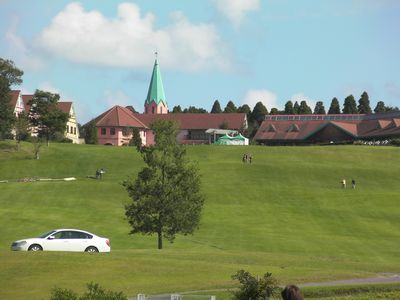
[
  {"left": 95, "top": 168, "right": 105, "bottom": 179},
  {"left": 341, "top": 178, "right": 356, "bottom": 189},
  {"left": 281, "top": 285, "right": 303, "bottom": 300},
  {"left": 242, "top": 153, "right": 253, "bottom": 164}
]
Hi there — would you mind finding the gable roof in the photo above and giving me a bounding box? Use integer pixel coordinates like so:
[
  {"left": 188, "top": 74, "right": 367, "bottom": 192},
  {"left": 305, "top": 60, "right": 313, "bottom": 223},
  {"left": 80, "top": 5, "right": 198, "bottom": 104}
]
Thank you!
[
  {"left": 145, "top": 59, "right": 167, "bottom": 107},
  {"left": 9, "top": 90, "right": 21, "bottom": 109},
  {"left": 95, "top": 105, "right": 148, "bottom": 128},
  {"left": 21, "top": 94, "right": 33, "bottom": 113},
  {"left": 57, "top": 102, "right": 72, "bottom": 114}
]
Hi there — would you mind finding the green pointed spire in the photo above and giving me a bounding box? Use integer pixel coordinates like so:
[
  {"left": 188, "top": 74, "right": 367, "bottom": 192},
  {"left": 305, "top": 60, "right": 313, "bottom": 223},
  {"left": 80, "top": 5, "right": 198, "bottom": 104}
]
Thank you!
[{"left": 145, "top": 59, "right": 167, "bottom": 106}]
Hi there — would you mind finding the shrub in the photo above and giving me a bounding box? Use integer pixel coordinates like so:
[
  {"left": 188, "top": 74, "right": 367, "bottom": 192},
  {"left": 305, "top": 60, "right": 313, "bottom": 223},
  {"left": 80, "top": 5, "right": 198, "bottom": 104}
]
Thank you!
[
  {"left": 231, "top": 269, "right": 279, "bottom": 300},
  {"left": 50, "top": 282, "right": 127, "bottom": 300}
]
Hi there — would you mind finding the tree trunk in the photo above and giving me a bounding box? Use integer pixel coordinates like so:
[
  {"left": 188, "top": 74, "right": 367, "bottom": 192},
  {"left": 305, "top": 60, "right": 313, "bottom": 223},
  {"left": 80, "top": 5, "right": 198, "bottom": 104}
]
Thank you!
[{"left": 157, "top": 231, "right": 163, "bottom": 249}]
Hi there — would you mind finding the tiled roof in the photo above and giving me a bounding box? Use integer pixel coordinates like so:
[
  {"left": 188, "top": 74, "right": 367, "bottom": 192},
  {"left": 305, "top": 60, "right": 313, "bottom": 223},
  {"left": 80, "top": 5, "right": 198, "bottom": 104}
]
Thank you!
[
  {"left": 136, "top": 113, "right": 246, "bottom": 130},
  {"left": 57, "top": 102, "right": 72, "bottom": 114},
  {"left": 21, "top": 94, "right": 33, "bottom": 113},
  {"left": 95, "top": 105, "right": 148, "bottom": 128},
  {"left": 9, "top": 90, "right": 20, "bottom": 109},
  {"left": 255, "top": 112, "right": 400, "bottom": 141}
]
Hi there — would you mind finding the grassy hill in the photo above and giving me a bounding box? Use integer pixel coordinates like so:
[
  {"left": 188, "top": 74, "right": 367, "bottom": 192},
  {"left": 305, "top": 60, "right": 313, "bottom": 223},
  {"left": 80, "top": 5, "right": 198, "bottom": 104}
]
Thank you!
[{"left": 0, "top": 141, "right": 399, "bottom": 299}]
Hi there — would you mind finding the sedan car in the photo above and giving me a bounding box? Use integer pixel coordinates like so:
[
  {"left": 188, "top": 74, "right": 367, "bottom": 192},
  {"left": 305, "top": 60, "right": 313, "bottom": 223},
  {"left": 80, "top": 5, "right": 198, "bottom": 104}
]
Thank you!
[{"left": 11, "top": 229, "right": 110, "bottom": 253}]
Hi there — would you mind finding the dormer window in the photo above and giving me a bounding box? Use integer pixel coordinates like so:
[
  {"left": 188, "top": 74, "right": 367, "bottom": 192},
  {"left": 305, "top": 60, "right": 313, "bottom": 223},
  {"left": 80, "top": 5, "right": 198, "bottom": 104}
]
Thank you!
[
  {"left": 265, "top": 124, "right": 276, "bottom": 132},
  {"left": 287, "top": 124, "right": 300, "bottom": 132}
]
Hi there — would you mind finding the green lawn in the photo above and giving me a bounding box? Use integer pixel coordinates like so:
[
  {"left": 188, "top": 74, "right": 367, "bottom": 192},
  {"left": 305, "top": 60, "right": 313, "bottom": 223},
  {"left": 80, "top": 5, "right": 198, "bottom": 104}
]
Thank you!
[{"left": 0, "top": 141, "right": 399, "bottom": 299}]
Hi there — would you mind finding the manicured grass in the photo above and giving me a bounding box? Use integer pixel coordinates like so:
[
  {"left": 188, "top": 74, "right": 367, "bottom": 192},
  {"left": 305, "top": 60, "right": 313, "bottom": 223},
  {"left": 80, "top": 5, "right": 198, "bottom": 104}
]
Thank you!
[{"left": 0, "top": 141, "right": 399, "bottom": 299}]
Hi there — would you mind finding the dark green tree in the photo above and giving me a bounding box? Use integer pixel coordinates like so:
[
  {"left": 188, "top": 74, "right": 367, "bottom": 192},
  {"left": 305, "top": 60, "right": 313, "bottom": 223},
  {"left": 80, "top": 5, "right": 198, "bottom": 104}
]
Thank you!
[
  {"left": 342, "top": 95, "right": 358, "bottom": 114},
  {"left": 269, "top": 108, "right": 280, "bottom": 115},
  {"left": 313, "top": 101, "right": 326, "bottom": 114},
  {"left": 328, "top": 97, "right": 341, "bottom": 114},
  {"left": 51, "top": 282, "right": 127, "bottom": 300},
  {"left": 0, "top": 58, "right": 23, "bottom": 140},
  {"left": 129, "top": 127, "right": 142, "bottom": 151},
  {"left": 293, "top": 101, "right": 300, "bottom": 114},
  {"left": 124, "top": 120, "right": 204, "bottom": 249},
  {"left": 29, "top": 90, "right": 69, "bottom": 146},
  {"left": 211, "top": 100, "right": 222, "bottom": 113},
  {"left": 171, "top": 105, "right": 182, "bottom": 113},
  {"left": 83, "top": 119, "right": 98, "bottom": 144},
  {"left": 14, "top": 112, "right": 31, "bottom": 151},
  {"left": 237, "top": 104, "right": 251, "bottom": 115},
  {"left": 284, "top": 101, "right": 295, "bottom": 114},
  {"left": 374, "top": 101, "right": 386, "bottom": 113},
  {"left": 250, "top": 101, "right": 268, "bottom": 125},
  {"left": 183, "top": 106, "right": 207, "bottom": 113},
  {"left": 298, "top": 100, "right": 312, "bottom": 114},
  {"left": 224, "top": 100, "right": 237, "bottom": 113},
  {"left": 232, "top": 270, "right": 280, "bottom": 300},
  {"left": 357, "top": 91, "right": 372, "bottom": 114}
]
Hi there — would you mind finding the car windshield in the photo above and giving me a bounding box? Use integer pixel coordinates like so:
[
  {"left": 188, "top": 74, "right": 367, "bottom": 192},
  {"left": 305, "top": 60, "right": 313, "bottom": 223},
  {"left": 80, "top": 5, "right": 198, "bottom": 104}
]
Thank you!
[{"left": 38, "top": 230, "right": 57, "bottom": 238}]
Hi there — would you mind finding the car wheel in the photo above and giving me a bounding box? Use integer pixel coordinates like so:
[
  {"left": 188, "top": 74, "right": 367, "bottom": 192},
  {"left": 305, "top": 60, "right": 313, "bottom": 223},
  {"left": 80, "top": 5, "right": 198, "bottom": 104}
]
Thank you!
[
  {"left": 85, "top": 246, "right": 99, "bottom": 253},
  {"left": 28, "top": 244, "right": 43, "bottom": 251}
]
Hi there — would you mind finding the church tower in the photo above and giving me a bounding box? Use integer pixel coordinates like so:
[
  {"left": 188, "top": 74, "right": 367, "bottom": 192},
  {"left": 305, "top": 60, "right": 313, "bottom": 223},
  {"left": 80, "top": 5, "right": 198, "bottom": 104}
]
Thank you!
[{"left": 144, "top": 57, "right": 168, "bottom": 114}]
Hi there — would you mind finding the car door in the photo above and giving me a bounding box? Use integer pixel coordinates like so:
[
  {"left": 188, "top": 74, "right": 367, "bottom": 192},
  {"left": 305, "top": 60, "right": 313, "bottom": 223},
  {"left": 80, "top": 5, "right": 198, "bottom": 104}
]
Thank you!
[
  {"left": 67, "top": 231, "right": 92, "bottom": 251},
  {"left": 42, "top": 231, "right": 70, "bottom": 251}
]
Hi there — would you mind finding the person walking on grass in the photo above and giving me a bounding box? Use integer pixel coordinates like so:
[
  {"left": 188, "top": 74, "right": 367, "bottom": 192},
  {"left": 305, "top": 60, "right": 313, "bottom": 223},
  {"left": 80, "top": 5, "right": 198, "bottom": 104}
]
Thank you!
[
  {"left": 341, "top": 178, "right": 346, "bottom": 188},
  {"left": 352, "top": 178, "right": 356, "bottom": 189}
]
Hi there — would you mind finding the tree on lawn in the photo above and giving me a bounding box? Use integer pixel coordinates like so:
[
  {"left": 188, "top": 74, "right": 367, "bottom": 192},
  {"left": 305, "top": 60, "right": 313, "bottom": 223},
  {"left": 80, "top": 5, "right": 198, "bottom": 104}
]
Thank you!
[
  {"left": 342, "top": 95, "right": 358, "bottom": 114},
  {"left": 83, "top": 119, "right": 98, "bottom": 144},
  {"left": 14, "top": 112, "right": 31, "bottom": 151},
  {"left": 0, "top": 58, "right": 23, "bottom": 140},
  {"left": 357, "top": 91, "right": 372, "bottom": 114},
  {"left": 211, "top": 100, "right": 222, "bottom": 113},
  {"left": 124, "top": 119, "right": 204, "bottom": 249},
  {"left": 250, "top": 101, "right": 268, "bottom": 125},
  {"left": 29, "top": 90, "right": 69, "bottom": 146},
  {"left": 313, "top": 101, "right": 326, "bottom": 114},
  {"left": 328, "top": 97, "right": 341, "bottom": 114}
]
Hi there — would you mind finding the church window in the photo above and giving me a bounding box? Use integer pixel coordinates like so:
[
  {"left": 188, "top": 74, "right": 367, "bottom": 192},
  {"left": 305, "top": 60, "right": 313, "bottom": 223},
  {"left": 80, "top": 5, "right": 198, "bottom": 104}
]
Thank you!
[{"left": 152, "top": 107, "right": 155, "bottom": 114}]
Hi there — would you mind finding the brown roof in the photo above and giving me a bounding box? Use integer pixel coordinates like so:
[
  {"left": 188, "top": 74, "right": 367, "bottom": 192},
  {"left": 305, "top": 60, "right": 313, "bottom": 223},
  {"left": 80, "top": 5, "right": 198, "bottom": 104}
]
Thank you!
[
  {"left": 95, "top": 105, "right": 148, "bottom": 128},
  {"left": 57, "top": 102, "right": 72, "bottom": 114},
  {"left": 21, "top": 94, "right": 33, "bottom": 113},
  {"left": 136, "top": 113, "right": 247, "bottom": 130},
  {"left": 9, "top": 90, "right": 20, "bottom": 109},
  {"left": 255, "top": 112, "right": 400, "bottom": 142}
]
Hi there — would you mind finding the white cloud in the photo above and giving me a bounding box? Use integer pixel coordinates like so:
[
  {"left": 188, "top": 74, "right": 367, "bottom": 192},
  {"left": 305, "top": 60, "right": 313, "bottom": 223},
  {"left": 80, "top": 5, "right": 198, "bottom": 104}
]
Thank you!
[
  {"left": 243, "top": 89, "right": 278, "bottom": 110},
  {"left": 5, "top": 15, "right": 45, "bottom": 71},
  {"left": 36, "top": 2, "right": 231, "bottom": 72},
  {"left": 213, "top": 0, "right": 260, "bottom": 28}
]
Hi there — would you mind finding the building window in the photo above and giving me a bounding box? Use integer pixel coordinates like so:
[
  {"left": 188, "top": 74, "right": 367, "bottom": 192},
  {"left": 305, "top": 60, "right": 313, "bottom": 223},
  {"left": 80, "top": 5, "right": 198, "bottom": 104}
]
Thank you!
[
  {"left": 101, "top": 128, "right": 106, "bottom": 135},
  {"left": 74, "top": 127, "right": 76, "bottom": 135},
  {"left": 110, "top": 128, "right": 116, "bottom": 135},
  {"left": 67, "top": 125, "right": 69, "bottom": 133},
  {"left": 70, "top": 126, "right": 73, "bottom": 133},
  {"left": 152, "top": 106, "right": 155, "bottom": 114}
]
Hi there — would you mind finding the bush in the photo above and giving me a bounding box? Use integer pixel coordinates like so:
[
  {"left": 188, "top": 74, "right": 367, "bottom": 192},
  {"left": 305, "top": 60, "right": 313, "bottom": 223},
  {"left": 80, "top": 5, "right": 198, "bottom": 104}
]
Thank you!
[
  {"left": 390, "top": 139, "right": 400, "bottom": 146},
  {"left": 231, "top": 270, "right": 279, "bottom": 300},
  {"left": 50, "top": 282, "right": 127, "bottom": 300}
]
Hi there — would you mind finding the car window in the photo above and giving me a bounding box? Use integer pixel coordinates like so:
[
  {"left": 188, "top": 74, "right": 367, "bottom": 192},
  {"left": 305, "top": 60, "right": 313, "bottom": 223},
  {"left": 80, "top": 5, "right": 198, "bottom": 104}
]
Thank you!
[
  {"left": 50, "top": 231, "right": 64, "bottom": 239},
  {"left": 39, "top": 230, "right": 56, "bottom": 238},
  {"left": 71, "top": 231, "right": 93, "bottom": 239}
]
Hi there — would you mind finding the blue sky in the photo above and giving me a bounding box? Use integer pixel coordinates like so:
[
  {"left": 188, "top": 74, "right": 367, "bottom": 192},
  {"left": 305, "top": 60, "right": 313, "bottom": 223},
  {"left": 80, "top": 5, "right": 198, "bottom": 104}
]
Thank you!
[{"left": 1, "top": 0, "right": 399, "bottom": 123}]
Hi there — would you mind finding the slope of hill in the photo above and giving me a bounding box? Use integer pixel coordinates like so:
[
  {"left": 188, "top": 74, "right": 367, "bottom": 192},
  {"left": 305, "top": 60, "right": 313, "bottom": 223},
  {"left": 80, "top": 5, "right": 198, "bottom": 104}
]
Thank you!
[{"left": 0, "top": 141, "right": 399, "bottom": 299}]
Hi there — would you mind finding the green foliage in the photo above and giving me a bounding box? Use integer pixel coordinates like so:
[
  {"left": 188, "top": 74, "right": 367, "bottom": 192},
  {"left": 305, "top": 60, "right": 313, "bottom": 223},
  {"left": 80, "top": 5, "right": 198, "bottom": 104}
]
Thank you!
[
  {"left": 250, "top": 101, "right": 268, "bottom": 125},
  {"left": 124, "top": 120, "right": 204, "bottom": 249},
  {"left": 129, "top": 127, "right": 142, "bottom": 150},
  {"left": 31, "top": 136, "right": 43, "bottom": 159},
  {"left": 358, "top": 91, "right": 372, "bottom": 114},
  {"left": 298, "top": 100, "right": 312, "bottom": 114},
  {"left": 14, "top": 112, "right": 31, "bottom": 150},
  {"left": 231, "top": 270, "right": 279, "bottom": 300},
  {"left": 313, "top": 101, "right": 326, "bottom": 114},
  {"left": 284, "top": 101, "right": 294, "bottom": 114},
  {"left": 211, "top": 100, "right": 222, "bottom": 113},
  {"left": 0, "top": 58, "right": 23, "bottom": 140},
  {"left": 51, "top": 282, "right": 127, "bottom": 300},
  {"left": 29, "top": 90, "right": 69, "bottom": 145},
  {"left": 293, "top": 101, "right": 300, "bottom": 114},
  {"left": 342, "top": 95, "right": 358, "bottom": 114},
  {"left": 328, "top": 97, "right": 341, "bottom": 114},
  {"left": 183, "top": 106, "right": 207, "bottom": 113},
  {"left": 224, "top": 100, "right": 237, "bottom": 113},
  {"left": 84, "top": 119, "right": 98, "bottom": 144},
  {"left": 172, "top": 105, "right": 182, "bottom": 113},
  {"left": 237, "top": 104, "right": 251, "bottom": 115},
  {"left": 269, "top": 108, "right": 280, "bottom": 115}
]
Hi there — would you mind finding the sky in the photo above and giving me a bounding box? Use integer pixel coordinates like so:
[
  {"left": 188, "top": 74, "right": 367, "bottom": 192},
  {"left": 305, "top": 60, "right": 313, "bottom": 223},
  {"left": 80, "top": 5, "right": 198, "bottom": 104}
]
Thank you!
[{"left": 1, "top": 0, "right": 399, "bottom": 123}]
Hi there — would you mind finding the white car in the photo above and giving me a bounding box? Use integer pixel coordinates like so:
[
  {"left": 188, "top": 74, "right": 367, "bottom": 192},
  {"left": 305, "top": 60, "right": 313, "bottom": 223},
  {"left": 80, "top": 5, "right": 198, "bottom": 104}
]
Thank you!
[{"left": 11, "top": 229, "right": 111, "bottom": 253}]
